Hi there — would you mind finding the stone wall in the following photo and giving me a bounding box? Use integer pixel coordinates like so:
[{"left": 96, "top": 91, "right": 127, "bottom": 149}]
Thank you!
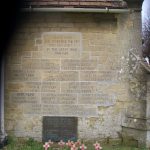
[
  {"left": 119, "top": 11, "right": 149, "bottom": 147},
  {"left": 4, "top": 12, "right": 142, "bottom": 141}
]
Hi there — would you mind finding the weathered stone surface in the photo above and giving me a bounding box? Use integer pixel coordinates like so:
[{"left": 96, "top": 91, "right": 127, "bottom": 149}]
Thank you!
[
  {"left": 78, "top": 94, "right": 116, "bottom": 106},
  {"left": 42, "top": 71, "right": 79, "bottom": 81},
  {"left": 123, "top": 117, "right": 147, "bottom": 130},
  {"left": 23, "top": 104, "right": 42, "bottom": 114},
  {"left": 61, "top": 82, "right": 98, "bottom": 93},
  {"left": 6, "top": 69, "right": 41, "bottom": 81},
  {"left": 122, "top": 127, "right": 146, "bottom": 147},
  {"left": 22, "top": 59, "right": 60, "bottom": 70},
  {"left": 41, "top": 82, "right": 60, "bottom": 93},
  {"left": 61, "top": 59, "right": 98, "bottom": 70},
  {"left": 42, "top": 105, "right": 98, "bottom": 117},
  {"left": 41, "top": 93, "right": 77, "bottom": 104},
  {"left": 80, "top": 71, "right": 118, "bottom": 81},
  {"left": 41, "top": 32, "right": 82, "bottom": 58},
  {"left": 11, "top": 93, "right": 40, "bottom": 103},
  {"left": 4, "top": 12, "right": 143, "bottom": 144}
]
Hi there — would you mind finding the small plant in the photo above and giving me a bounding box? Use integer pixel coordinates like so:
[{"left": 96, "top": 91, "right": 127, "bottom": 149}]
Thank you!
[
  {"left": 4, "top": 137, "right": 149, "bottom": 150},
  {"left": 8, "top": 135, "right": 19, "bottom": 144},
  {"left": 26, "top": 137, "right": 35, "bottom": 146}
]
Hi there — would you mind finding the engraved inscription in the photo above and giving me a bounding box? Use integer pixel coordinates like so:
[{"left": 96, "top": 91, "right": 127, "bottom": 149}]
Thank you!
[
  {"left": 41, "top": 59, "right": 60, "bottom": 70},
  {"left": 41, "top": 93, "right": 77, "bottom": 104},
  {"left": 7, "top": 82, "right": 41, "bottom": 92},
  {"left": 42, "top": 32, "right": 82, "bottom": 58},
  {"left": 80, "top": 71, "right": 117, "bottom": 81},
  {"left": 42, "top": 105, "right": 98, "bottom": 117},
  {"left": 80, "top": 59, "right": 97, "bottom": 70},
  {"left": 11, "top": 93, "right": 40, "bottom": 103},
  {"left": 22, "top": 59, "right": 60, "bottom": 70},
  {"left": 61, "top": 82, "right": 98, "bottom": 93},
  {"left": 42, "top": 71, "right": 59, "bottom": 81},
  {"left": 62, "top": 60, "right": 79, "bottom": 70},
  {"left": 78, "top": 94, "right": 116, "bottom": 106},
  {"left": 41, "top": 82, "right": 60, "bottom": 93},
  {"left": 6, "top": 32, "right": 120, "bottom": 121},
  {"left": 60, "top": 71, "right": 79, "bottom": 81},
  {"left": 43, "top": 117, "right": 77, "bottom": 142},
  {"left": 42, "top": 105, "right": 60, "bottom": 115},
  {"left": 7, "top": 69, "right": 41, "bottom": 81},
  {"left": 42, "top": 71, "right": 78, "bottom": 81},
  {"left": 61, "top": 105, "right": 98, "bottom": 116},
  {"left": 61, "top": 59, "right": 98, "bottom": 70},
  {"left": 24, "top": 82, "right": 41, "bottom": 92}
]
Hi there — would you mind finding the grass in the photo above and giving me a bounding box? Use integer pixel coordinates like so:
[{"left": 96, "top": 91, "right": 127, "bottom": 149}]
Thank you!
[{"left": 1, "top": 137, "right": 149, "bottom": 150}]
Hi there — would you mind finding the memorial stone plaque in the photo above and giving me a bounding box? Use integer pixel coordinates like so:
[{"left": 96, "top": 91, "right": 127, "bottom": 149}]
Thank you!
[
  {"left": 42, "top": 32, "right": 82, "bottom": 58},
  {"left": 43, "top": 117, "right": 77, "bottom": 142}
]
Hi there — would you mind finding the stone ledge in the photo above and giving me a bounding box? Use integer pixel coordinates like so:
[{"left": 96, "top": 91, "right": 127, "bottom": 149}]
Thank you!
[{"left": 122, "top": 116, "right": 148, "bottom": 131}]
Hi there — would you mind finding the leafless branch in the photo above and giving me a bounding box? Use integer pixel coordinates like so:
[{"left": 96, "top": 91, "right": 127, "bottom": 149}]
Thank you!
[{"left": 142, "top": 17, "right": 150, "bottom": 58}]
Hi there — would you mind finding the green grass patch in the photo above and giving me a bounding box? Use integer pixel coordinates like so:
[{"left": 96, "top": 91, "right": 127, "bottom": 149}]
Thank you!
[{"left": 1, "top": 137, "right": 149, "bottom": 150}]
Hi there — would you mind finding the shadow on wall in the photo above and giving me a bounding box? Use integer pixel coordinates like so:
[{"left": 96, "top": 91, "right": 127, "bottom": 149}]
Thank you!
[
  {"left": 0, "top": 0, "right": 22, "bottom": 59},
  {"left": 0, "top": 0, "right": 22, "bottom": 148}
]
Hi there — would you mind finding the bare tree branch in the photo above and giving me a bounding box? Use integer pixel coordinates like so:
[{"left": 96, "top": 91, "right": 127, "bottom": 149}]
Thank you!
[{"left": 142, "top": 17, "right": 150, "bottom": 58}]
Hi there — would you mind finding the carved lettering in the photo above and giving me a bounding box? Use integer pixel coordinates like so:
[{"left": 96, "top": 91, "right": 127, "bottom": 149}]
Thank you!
[
  {"left": 78, "top": 94, "right": 116, "bottom": 106},
  {"left": 11, "top": 92, "right": 40, "bottom": 103},
  {"left": 42, "top": 71, "right": 78, "bottom": 81},
  {"left": 61, "top": 82, "right": 98, "bottom": 93},
  {"left": 61, "top": 59, "right": 98, "bottom": 70},
  {"left": 80, "top": 71, "right": 117, "bottom": 81},
  {"left": 41, "top": 82, "right": 60, "bottom": 93},
  {"left": 41, "top": 93, "right": 77, "bottom": 104},
  {"left": 42, "top": 105, "right": 98, "bottom": 117},
  {"left": 42, "top": 32, "right": 82, "bottom": 58}
]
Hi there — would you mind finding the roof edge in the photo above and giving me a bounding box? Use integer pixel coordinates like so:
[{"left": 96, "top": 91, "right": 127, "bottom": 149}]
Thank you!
[{"left": 22, "top": 0, "right": 128, "bottom": 9}]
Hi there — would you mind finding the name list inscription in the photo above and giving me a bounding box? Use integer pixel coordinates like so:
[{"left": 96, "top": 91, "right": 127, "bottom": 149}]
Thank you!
[{"left": 7, "top": 32, "right": 118, "bottom": 117}]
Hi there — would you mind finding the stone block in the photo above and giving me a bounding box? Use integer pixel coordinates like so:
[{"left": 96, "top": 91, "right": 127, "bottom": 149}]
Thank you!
[
  {"left": 80, "top": 71, "right": 118, "bottom": 81},
  {"left": 78, "top": 94, "right": 116, "bottom": 107},
  {"left": 41, "top": 93, "right": 77, "bottom": 104},
  {"left": 42, "top": 105, "right": 98, "bottom": 117},
  {"left": 6, "top": 69, "right": 41, "bottom": 81},
  {"left": 42, "top": 71, "right": 79, "bottom": 81},
  {"left": 23, "top": 104, "right": 42, "bottom": 115},
  {"left": 41, "top": 82, "right": 60, "bottom": 93},
  {"left": 61, "top": 59, "right": 98, "bottom": 70},
  {"left": 11, "top": 93, "right": 41, "bottom": 104},
  {"left": 61, "top": 82, "right": 98, "bottom": 94}
]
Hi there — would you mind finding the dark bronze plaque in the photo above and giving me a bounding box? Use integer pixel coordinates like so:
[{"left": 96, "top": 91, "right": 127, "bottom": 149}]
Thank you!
[{"left": 43, "top": 117, "right": 77, "bottom": 142}]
